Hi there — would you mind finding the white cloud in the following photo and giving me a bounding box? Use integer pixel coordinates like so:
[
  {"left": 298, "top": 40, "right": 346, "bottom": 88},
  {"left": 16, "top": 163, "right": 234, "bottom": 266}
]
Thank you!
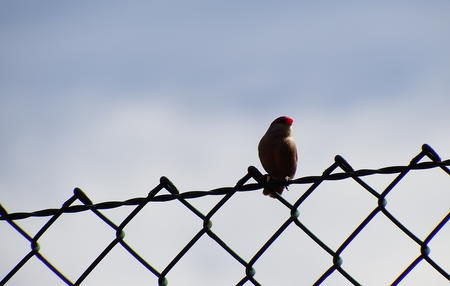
[{"left": 1, "top": 1, "right": 449, "bottom": 285}]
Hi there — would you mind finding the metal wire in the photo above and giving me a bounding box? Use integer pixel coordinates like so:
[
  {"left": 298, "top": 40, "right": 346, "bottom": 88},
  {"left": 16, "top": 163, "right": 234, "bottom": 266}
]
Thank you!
[{"left": 1, "top": 143, "right": 449, "bottom": 285}]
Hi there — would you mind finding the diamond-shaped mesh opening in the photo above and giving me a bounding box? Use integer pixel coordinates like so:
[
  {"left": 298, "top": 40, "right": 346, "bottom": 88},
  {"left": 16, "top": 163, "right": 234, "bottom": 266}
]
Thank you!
[
  {"left": 122, "top": 197, "right": 203, "bottom": 271},
  {"left": 253, "top": 223, "right": 330, "bottom": 285},
  {"left": 9, "top": 216, "right": 51, "bottom": 237},
  {"left": 210, "top": 191, "right": 288, "bottom": 260},
  {"left": 78, "top": 244, "right": 160, "bottom": 286},
  {"left": 5, "top": 256, "right": 68, "bottom": 286},
  {"left": 299, "top": 177, "right": 376, "bottom": 250},
  {"left": 385, "top": 167, "right": 450, "bottom": 238},
  {"left": 348, "top": 173, "right": 397, "bottom": 194},
  {"left": 183, "top": 193, "right": 225, "bottom": 215},
  {"left": 318, "top": 270, "right": 354, "bottom": 286},
  {"left": 38, "top": 210, "right": 115, "bottom": 280},
  {"left": 97, "top": 206, "right": 137, "bottom": 226},
  {"left": 166, "top": 235, "right": 244, "bottom": 286},
  {"left": 282, "top": 182, "right": 313, "bottom": 204},
  {"left": 0, "top": 224, "right": 30, "bottom": 279},
  {"left": 427, "top": 222, "right": 450, "bottom": 273},
  {"left": 341, "top": 214, "right": 418, "bottom": 285},
  {"left": 395, "top": 259, "right": 450, "bottom": 286}
]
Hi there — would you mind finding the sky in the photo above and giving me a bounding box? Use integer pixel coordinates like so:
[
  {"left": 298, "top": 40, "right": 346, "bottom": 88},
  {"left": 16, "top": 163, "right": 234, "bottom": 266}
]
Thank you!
[{"left": 0, "top": 1, "right": 449, "bottom": 285}]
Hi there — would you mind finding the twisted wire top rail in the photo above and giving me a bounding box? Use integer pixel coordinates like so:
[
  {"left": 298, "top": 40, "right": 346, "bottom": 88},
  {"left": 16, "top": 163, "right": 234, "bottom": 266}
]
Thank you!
[{"left": 1, "top": 148, "right": 449, "bottom": 222}]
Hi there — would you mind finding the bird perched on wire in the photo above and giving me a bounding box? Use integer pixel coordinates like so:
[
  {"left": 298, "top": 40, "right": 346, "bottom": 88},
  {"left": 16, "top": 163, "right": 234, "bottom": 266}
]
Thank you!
[{"left": 258, "top": 116, "right": 298, "bottom": 197}]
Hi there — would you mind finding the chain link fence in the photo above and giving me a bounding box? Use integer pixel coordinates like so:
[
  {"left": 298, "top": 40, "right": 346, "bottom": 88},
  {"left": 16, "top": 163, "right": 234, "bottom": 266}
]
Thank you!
[{"left": 1, "top": 144, "right": 449, "bottom": 285}]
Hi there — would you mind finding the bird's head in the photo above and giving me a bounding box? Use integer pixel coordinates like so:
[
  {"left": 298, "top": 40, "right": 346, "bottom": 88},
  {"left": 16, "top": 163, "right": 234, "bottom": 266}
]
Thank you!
[
  {"left": 267, "top": 116, "right": 294, "bottom": 136},
  {"left": 271, "top": 116, "right": 294, "bottom": 127}
]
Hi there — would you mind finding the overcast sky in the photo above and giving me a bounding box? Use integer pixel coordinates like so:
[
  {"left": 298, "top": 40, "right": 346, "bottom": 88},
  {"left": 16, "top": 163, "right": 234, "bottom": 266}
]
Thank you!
[{"left": 1, "top": 1, "right": 449, "bottom": 286}]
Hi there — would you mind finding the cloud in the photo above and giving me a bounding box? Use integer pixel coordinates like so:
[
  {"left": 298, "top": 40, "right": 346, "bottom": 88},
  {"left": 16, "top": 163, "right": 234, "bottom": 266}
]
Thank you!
[
  {"left": 1, "top": 1, "right": 449, "bottom": 106},
  {"left": 1, "top": 1, "right": 449, "bottom": 285}
]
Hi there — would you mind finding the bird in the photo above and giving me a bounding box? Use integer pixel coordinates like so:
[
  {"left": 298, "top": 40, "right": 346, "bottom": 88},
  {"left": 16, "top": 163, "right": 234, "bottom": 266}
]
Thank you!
[{"left": 258, "top": 116, "right": 298, "bottom": 197}]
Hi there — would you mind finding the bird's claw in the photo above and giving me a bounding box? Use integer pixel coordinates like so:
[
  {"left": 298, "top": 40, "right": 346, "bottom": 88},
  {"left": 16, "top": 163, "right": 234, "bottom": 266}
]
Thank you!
[{"left": 283, "top": 176, "right": 291, "bottom": 191}]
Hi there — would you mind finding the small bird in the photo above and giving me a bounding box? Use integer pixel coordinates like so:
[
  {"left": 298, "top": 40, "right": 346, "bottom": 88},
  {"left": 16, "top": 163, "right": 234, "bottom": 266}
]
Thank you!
[{"left": 258, "top": 116, "right": 298, "bottom": 197}]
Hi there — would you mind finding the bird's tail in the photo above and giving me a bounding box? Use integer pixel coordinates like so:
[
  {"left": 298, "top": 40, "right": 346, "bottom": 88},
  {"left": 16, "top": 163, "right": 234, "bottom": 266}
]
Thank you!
[{"left": 263, "top": 177, "right": 286, "bottom": 197}]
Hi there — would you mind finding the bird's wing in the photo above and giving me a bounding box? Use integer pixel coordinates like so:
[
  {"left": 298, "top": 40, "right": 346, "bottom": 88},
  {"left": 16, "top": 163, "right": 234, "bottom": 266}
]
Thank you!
[{"left": 273, "top": 138, "right": 297, "bottom": 179}]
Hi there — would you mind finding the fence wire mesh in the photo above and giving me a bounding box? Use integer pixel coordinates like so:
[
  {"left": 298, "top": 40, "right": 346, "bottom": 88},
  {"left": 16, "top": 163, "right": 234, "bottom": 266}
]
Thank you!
[{"left": 1, "top": 144, "right": 449, "bottom": 285}]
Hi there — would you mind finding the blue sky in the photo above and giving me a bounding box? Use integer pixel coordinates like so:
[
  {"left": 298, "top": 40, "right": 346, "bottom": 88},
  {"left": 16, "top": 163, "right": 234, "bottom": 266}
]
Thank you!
[
  {"left": 1, "top": 1, "right": 449, "bottom": 285},
  {"left": 2, "top": 1, "right": 449, "bottom": 107}
]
